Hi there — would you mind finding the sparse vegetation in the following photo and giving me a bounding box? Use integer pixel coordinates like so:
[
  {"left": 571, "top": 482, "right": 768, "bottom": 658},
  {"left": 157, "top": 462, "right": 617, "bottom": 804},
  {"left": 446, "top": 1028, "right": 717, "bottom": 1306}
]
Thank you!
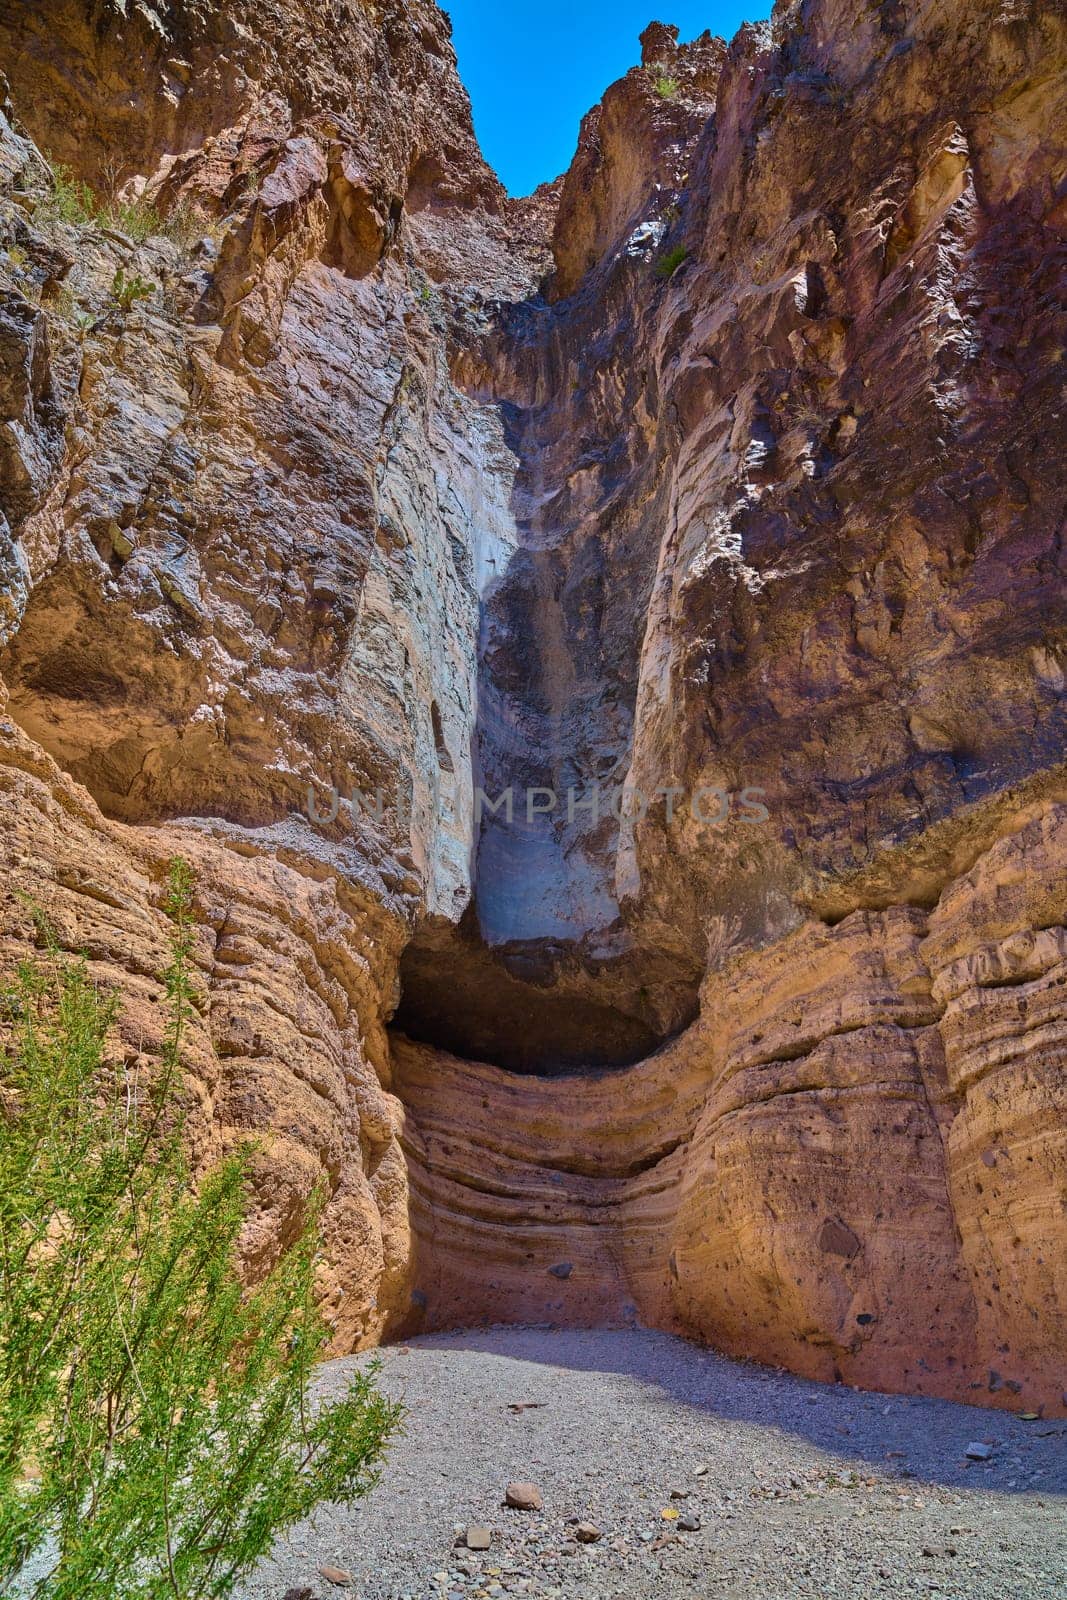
[
  {"left": 47, "top": 282, "right": 77, "bottom": 318},
  {"left": 113, "top": 196, "right": 168, "bottom": 243},
  {"left": 48, "top": 284, "right": 95, "bottom": 337},
  {"left": 110, "top": 266, "right": 155, "bottom": 311},
  {"left": 0, "top": 861, "right": 402, "bottom": 1599},
  {"left": 44, "top": 162, "right": 99, "bottom": 226},
  {"left": 655, "top": 243, "right": 688, "bottom": 279},
  {"left": 3, "top": 244, "right": 28, "bottom": 270},
  {"left": 112, "top": 195, "right": 202, "bottom": 249},
  {"left": 650, "top": 67, "right": 680, "bottom": 101},
  {"left": 37, "top": 161, "right": 204, "bottom": 250}
]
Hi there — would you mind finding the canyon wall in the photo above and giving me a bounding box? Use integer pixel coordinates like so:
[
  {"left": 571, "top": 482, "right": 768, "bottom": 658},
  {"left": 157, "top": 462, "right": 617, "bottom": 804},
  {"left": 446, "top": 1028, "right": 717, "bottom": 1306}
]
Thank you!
[{"left": 0, "top": 0, "right": 1064, "bottom": 1412}]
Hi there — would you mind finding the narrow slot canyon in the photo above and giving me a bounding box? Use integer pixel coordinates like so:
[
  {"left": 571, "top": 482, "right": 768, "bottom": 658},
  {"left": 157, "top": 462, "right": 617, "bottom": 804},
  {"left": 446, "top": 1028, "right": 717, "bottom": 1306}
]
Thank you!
[
  {"left": 0, "top": 0, "right": 1063, "bottom": 1440},
  {"left": 1, "top": 1, "right": 1066, "bottom": 1592}
]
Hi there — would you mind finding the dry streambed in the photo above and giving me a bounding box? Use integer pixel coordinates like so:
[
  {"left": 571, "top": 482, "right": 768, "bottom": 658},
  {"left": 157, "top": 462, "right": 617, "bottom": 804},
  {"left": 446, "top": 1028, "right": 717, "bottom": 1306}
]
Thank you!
[{"left": 243, "top": 1328, "right": 1067, "bottom": 1600}]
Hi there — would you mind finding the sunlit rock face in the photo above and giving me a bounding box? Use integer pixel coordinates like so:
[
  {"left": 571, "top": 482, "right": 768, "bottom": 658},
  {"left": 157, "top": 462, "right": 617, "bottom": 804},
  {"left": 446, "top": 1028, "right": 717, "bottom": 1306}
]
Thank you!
[
  {"left": 0, "top": 0, "right": 546, "bottom": 1348},
  {"left": 0, "top": 0, "right": 1064, "bottom": 1410}
]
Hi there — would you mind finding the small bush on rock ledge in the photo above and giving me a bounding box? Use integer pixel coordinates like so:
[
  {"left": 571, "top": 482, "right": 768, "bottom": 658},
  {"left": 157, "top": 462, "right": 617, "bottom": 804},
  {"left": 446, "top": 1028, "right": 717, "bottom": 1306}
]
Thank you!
[
  {"left": 38, "top": 160, "right": 204, "bottom": 250},
  {"left": 655, "top": 244, "right": 688, "bottom": 279},
  {"left": 0, "top": 862, "right": 402, "bottom": 1600},
  {"left": 110, "top": 267, "right": 155, "bottom": 312},
  {"left": 649, "top": 67, "right": 680, "bottom": 100}
]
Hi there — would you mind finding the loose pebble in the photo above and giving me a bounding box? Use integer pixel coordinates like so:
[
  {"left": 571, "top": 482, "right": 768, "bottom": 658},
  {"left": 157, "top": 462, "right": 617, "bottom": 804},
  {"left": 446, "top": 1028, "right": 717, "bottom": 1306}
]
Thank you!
[
  {"left": 504, "top": 1481, "right": 543, "bottom": 1511},
  {"left": 317, "top": 1567, "right": 351, "bottom": 1587}
]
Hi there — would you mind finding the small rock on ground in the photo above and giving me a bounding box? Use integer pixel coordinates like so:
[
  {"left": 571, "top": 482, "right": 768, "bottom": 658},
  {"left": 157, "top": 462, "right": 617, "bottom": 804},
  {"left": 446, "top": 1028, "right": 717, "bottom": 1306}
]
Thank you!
[
  {"left": 317, "top": 1566, "right": 352, "bottom": 1587},
  {"left": 505, "top": 1481, "right": 543, "bottom": 1511}
]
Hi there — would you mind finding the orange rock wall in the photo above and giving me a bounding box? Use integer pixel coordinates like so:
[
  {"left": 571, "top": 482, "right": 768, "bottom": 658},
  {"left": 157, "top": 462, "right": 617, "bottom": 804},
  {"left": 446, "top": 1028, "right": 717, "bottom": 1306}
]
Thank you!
[{"left": 396, "top": 806, "right": 1067, "bottom": 1411}]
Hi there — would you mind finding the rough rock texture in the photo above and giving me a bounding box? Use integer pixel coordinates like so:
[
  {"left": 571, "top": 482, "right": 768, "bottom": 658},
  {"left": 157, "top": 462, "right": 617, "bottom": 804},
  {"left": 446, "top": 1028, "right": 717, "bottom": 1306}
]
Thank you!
[
  {"left": 395, "top": 807, "right": 1067, "bottom": 1405},
  {"left": 0, "top": 707, "right": 414, "bottom": 1346},
  {"left": 0, "top": 0, "right": 1064, "bottom": 1409},
  {"left": 0, "top": 0, "right": 547, "bottom": 1347}
]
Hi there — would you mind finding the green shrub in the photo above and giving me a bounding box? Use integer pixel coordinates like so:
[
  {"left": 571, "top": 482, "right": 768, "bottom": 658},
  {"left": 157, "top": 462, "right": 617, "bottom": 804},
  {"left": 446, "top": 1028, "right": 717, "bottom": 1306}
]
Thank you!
[
  {"left": 0, "top": 861, "right": 402, "bottom": 1600},
  {"left": 110, "top": 267, "right": 155, "bottom": 311},
  {"left": 655, "top": 244, "right": 689, "bottom": 279},
  {"left": 113, "top": 197, "right": 167, "bottom": 243},
  {"left": 650, "top": 68, "right": 680, "bottom": 101},
  {"left": 38, "top": 162, "right": 203, "bottom": 251},
  {"left": 113, "top": 195, "right": 202, "bottom": 249},
  {"left": 45, "top": 162, "right": 99, "bottom": 226}
]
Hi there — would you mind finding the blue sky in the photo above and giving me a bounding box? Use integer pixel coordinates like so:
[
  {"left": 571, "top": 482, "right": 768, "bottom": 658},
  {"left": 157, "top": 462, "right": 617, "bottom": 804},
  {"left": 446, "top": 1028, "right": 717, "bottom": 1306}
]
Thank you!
[{"left": 443, "top": 2, "right": 770, "bottom": 197}]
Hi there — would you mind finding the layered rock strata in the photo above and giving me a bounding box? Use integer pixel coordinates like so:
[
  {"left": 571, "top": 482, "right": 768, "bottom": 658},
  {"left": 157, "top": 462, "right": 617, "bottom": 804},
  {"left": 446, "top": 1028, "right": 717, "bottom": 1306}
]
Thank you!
[
  {"left": 0, "top": 0, "right": 540, "bottom": 1347},
  {"left": 0, "top": 0, "right": 1063, "bottom": 1412},
  {"left": 396, "top": 805, "right": 1067, "bottom": 1406}
]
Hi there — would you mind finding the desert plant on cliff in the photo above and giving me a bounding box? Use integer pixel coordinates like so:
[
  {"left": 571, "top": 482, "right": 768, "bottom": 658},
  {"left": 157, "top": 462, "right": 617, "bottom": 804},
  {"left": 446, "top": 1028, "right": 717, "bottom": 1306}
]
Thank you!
[
  {"left": 649, "top": 67, "right": 680, "bottom": 100},
  {"left": 655, "top": 243, "right": 688, "bottom": 279},
  {"left": 115, "top": 196, "right": 202, "bottom": 250},
  {"left": 44, "top": 161, "right": 98, "bottom": 226},
  {"left": 38, "top": 161, "right": 203, "bottom": 252},
  {"left": 110, "top": 266, "right": 155, "bottom": 312},
  {"left": 0, "top": 862, "right": 401, "bottom": 1600}
]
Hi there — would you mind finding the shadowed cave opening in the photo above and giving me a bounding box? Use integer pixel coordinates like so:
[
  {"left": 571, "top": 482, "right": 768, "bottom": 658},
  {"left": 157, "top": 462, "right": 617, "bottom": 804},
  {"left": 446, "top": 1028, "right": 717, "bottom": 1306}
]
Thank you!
[{"left": 390, "top": 908, "right": 701, "bottom": 1076}]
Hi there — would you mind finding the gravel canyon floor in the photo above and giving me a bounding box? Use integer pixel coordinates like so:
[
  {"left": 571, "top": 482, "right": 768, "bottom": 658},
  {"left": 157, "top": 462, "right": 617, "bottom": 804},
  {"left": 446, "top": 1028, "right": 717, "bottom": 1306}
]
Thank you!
[{"left": 244, "top": 1329, "right": 1067, "bottom": 1600}]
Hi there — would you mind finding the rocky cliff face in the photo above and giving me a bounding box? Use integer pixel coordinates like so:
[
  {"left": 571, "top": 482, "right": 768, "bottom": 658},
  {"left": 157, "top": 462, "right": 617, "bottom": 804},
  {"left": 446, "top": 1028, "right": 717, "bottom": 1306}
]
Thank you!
[{"left": 0, "top": 0, "right": 1064, "bottom": 1412}]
